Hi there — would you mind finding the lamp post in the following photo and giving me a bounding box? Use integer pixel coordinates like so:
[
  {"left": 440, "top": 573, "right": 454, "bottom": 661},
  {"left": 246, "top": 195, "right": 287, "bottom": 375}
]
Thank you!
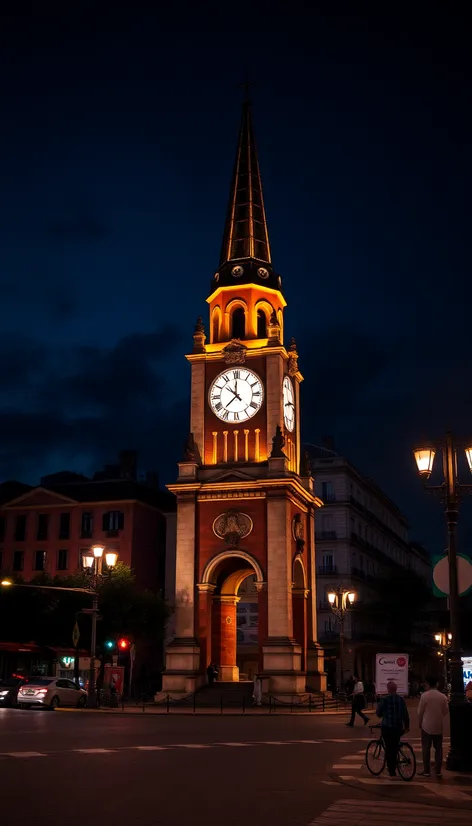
[
  {"left": 434, "top": 631, "right": 452, "bottom": 689},
  {"left": 327, "top": 587, "right": 356, "bottom": 690},
  {"left": 81, "top": 545, "right": 118, "bottom": 708},
  {"left": 413, "top": 431, "right": 472, "bottom": 771}
]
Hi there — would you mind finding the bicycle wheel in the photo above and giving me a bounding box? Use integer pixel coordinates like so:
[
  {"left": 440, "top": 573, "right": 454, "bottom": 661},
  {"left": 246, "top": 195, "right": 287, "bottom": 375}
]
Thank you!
[
  {"left": 365, "top": 739, "right": 386, "bottom": 776},
  {"left": 397, "top": 742, "right": 416, "bottom": 781}
]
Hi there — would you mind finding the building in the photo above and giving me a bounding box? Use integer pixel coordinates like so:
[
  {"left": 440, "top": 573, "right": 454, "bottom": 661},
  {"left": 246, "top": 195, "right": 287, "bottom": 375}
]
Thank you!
[
  {"left": 162, "top": 98, "right": 326, "bottom": 699},
  {"left": 0, "top": 451, "right": 175, "bottom": 591},
  {"left": 310, "top": 441, "right": 431, "bottom": 684}
]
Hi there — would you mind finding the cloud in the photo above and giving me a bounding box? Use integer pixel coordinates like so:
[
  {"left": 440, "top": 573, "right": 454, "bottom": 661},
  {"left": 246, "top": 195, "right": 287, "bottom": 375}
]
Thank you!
[{"left": 0, "top": 325, "right": 187, "bottom": 483}]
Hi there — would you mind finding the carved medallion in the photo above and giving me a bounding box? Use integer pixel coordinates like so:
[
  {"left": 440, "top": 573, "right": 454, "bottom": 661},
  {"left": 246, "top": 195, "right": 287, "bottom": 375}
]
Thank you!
[
  {"left": 222, "top": 339, "right": 247, "bottom": 365},
  {"left": 213, "top": 509, "right": 253, "bottom": 548}
]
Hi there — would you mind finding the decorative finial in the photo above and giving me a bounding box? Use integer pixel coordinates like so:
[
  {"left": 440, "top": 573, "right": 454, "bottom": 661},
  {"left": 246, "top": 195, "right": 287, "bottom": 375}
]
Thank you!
[
  {"left": 183, "top": 433, "right": 202, "bottom": 465},
  {"left": 269, "top": 308, "right": 277, "bottom": 325},
  {"left": 193, "top": 316, "right": 206, "bottom": 353},
  {"left": 288, "top": 337, "right": 299, "bottom": 375},
  {"left": 239, "top": 79, "right": 253, "bottom": 104},
  {"left": 270, "top": 424, "right": 286, "bottom": 458},
  {"left": 300, "top": 451, "right": 312, "bottom": 477},
  {"left": 194, "top": 316, "right": 205, "bottom": 334},
  {"left": 289, "top": 337, "right": 297, "bottom": 353}
]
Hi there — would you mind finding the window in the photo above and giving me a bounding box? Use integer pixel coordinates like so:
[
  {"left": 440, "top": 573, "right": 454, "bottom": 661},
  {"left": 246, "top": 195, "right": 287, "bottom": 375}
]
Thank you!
[
  {"left": 321, "top": 514, "right": 335, "bottom": 538},
  {"left": 15, "top": 515, "right": 27, "bottom": 541},
  {"left": 59, "top": 512, "right": 70, "bottom": 540},
  {"left": 103, "top": 511, "right": 124, "bottom": 533},
  {"left": 34, "top": 551, "right": 46, "bottom": 571},
  {"left": 81, "top": 511, "right": 93, "bottom": 538},
  {"left": 37, "top": 514, "right": 49, "bottom": 541},
  {"left": 57, "top": 549, "right": 68, "bottom": 571},
  {"left": 13, "top": 551, "right": 24, "bottom": 571},
  {"left": 256, "top": 309, "right": 267, "bottom": 338},
  {"left": 321, "top": 481, "right": 335, "bottom": 502},
  {"left": 322, "top": 553, "right": 335, "bottom": 571},
  {"left": 212, "top": 315, "right": 219, "bottom": 343},
  {"left": 0, "top": 516, "right": 5, "bottom": 542},
  {"left": 231, "top": 307, "right": 245, "bottom": 339}
]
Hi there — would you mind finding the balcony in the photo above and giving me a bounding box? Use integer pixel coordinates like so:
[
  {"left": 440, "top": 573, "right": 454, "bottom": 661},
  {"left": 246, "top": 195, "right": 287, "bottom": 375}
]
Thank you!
[
  {"left": 322, "top": 494, "right": 336, "bottom": 503},
  {"left": 316, "top": 531, "right": 337, "bottom": 540},
  {"left": 318, "top": 565, "right": 338, "bottom": 575}
]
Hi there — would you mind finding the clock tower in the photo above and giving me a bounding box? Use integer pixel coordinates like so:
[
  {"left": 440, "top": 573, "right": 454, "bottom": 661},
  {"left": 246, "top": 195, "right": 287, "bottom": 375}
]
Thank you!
[{"left": 162, "top": 99, "right": 326, "bottom": 696}]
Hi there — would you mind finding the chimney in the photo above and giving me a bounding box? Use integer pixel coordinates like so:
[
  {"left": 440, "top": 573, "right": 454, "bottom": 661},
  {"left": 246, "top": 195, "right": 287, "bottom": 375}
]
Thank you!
[
  {"left": 322, "top": 435, "right": 335, "bottom": 453},
  {"left": 119, "top": 450, "right": 138, "bottom": 480}
]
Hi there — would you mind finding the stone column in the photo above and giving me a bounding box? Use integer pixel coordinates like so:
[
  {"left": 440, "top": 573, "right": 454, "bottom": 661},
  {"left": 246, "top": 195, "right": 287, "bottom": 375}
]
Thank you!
[
  {"left": 161, "top": 492, "right": 202, "bottom": 695},
  {"left": 197, "top": 583, "right": 215, "bottom": 673},
  {"left": 190, "top": 361, "right": 205, "bottom": 459},
  {"left": 306, "top": 503, "right": 327, "bottom": 691},
  {"left": 212, "top": 596, "right": 240, "bottom": 682},
  {"left": 265, "top": 353, "right": 284, "bottom": 458},
  {"left": 263, "top": 492, "right": 304, "bottom": 694}
]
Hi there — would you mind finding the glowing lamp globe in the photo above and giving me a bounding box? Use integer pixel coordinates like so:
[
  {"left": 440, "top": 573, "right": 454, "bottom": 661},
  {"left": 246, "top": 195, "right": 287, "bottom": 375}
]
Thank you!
[{"left": 413, "top": 446, "right": 436, "bottom": 478}]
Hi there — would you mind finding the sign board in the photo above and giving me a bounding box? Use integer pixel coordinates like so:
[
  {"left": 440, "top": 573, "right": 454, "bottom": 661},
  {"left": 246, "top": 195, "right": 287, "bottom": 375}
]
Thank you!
[
  {"left": 375, "top": 653, "right": 409, "bottom": 695},
  {"left": 432, "top": 554, "right": 472, "bottom": 597},
  {"left": 463, "top": 656, "right": 472, "bottom": 688},
  {"left": 103, "top": 665, "right": 125, "bottom": 695},
  {"left": 72, "top": 622, "right": 80, "bottom": 648}
]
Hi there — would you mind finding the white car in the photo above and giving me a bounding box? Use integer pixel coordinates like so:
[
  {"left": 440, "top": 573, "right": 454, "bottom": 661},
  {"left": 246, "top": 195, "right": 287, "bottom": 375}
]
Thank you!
[{"left": 17, "top": 677, "right": 87, "bottom": 709}]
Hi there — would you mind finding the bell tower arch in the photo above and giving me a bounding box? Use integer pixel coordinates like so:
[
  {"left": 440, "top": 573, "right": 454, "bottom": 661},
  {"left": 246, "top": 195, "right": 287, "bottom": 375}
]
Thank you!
[{"left": 161, "top": 96, "right": 326, "bottom": 698}]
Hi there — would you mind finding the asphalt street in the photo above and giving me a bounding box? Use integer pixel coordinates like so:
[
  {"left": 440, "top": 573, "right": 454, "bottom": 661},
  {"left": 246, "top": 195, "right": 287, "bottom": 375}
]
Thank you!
[{"left": 0, "top": 708, "right": 470, "bottom": 826}]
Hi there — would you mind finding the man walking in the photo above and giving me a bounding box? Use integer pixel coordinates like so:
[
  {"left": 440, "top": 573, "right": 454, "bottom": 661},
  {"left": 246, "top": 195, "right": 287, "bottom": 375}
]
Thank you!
[
  {"left": 376, "top": 680, "right": 410, "bottom": 778},
  {"left": 346, "top": 674, "right": 369, "bottom": 727},
  {"left": 418, "top": 676, "right": 449, "bottom": 778}
]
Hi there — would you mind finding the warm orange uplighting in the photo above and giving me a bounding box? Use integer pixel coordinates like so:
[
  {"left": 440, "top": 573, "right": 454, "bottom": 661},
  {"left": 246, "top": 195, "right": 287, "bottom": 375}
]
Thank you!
[
  {"left": 465, "top": 445, "right": 472, "bottom": 473},
  {"left": 413, "top": 446, "right": 436, "bottom": 478}
]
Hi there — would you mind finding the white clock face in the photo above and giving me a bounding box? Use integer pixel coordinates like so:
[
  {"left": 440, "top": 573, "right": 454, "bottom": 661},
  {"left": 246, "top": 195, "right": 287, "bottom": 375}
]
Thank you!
[
  {"left": 209, "top": 368, "right": 263, "bottom": 423},
  {"left": 283, "top": 375, "right": 295, "bottom": 432}
]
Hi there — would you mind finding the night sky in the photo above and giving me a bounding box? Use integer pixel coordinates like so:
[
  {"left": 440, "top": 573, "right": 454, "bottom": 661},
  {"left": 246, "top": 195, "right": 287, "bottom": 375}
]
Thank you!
[{"left": 0, "top": 8, "right": 470, "bottom": 555}]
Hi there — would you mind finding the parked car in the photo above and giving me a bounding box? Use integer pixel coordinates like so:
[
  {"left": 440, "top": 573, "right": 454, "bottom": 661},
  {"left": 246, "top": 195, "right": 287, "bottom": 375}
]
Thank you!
[
  {"left": 17, "top": 677, "right": 87, "bottom": 709},
  {"left": 0, "top": 677, "right": 26, "bottom": 707}
]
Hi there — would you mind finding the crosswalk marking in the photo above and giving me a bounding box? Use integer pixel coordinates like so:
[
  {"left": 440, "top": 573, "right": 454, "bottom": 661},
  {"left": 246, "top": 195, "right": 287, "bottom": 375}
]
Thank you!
[
  {"left": 76, "top": 749, "right": 113, "bottom": 754},
  {"left": 4, "top": 751, "right": 46, "bottom": 758},
  {"left": 218, "top": 742, "right": 252, "bottom": 747},
  {"left": 135, "top": 746, "right": 167, "bottom": 751},
  {"left": 310, "top": 799, "right": 471, "bottom": 825},
  {"left": 175, "top": 744, "right": 211, "bottom": 749}
]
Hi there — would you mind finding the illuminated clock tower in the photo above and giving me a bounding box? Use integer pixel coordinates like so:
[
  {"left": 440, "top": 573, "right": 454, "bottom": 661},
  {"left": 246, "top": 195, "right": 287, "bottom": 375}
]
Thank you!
[{"left": 162, "top": 99, "right": 326, "bottom": 696}]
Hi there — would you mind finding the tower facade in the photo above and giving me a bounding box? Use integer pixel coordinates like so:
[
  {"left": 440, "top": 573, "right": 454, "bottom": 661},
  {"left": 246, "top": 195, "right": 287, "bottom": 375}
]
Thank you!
[{"left": 163, "top": 101, "right": 326, "bottom": 696}]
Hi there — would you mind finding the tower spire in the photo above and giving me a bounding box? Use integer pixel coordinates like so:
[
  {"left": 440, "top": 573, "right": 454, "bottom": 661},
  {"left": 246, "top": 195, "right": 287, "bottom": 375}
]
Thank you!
[{"left": 211, "top": 97, "right": 282, "bottom": 296}]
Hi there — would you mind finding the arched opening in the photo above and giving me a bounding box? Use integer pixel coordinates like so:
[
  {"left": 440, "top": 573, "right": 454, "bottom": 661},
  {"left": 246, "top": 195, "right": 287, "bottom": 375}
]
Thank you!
[
  {"left": 292, "top": 556, "right": 307, "bottom": 671},
  {"left": 231, "top": 307, "right": 245, "bottom": 339},
  {"left": 211, "top": 308, "right": 221, "bottom": 343},
  {"left": 256, "top": 309, "right": 267, "bottom": 338},
  {"left": 200, "top": 551, "right": 265, "bottom": 682}
]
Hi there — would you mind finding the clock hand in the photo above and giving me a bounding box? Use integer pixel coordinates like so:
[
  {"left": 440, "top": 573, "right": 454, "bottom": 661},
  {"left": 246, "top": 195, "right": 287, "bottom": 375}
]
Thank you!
[{"left": 227, "top": 385, "right": 242, "bottom": 402}]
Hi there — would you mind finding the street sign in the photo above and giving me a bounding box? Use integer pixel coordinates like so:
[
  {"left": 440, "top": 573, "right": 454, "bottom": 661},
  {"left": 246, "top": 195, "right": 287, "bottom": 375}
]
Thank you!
[
  {"left": 375, "top": 653, "right": 409, "bottom": 695},
  {"left": 432, "top": 554, "right": 472, "bottom": 597},
  {"left": 72, "top": 622, "right": 80, "bottom": 648}
]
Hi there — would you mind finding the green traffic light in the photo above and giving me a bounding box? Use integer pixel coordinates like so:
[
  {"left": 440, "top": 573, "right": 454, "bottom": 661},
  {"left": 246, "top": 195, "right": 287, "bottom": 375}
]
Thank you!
[{"left": 105, "top": 640, "right": 115, "bottom": 649}]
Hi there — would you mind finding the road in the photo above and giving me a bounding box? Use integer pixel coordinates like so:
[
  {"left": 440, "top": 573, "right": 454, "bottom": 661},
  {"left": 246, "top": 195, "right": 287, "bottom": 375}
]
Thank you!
[{"left": 0, "top": 708, "right": 470, "bottom": 826}]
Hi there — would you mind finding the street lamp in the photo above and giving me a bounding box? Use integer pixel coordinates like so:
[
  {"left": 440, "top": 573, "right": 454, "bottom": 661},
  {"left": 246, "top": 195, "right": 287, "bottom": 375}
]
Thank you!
[
  {"left": 81, "top": 546, "right": 118, "bottom": 709},
  {"left": 413, "top": 431, "right": 472, "bottom": 771},
  {"left": 434, "top": 631, "right": 452, "bottom": 688},
  {"left": 327, "top": 587, "right": 356, "bottom": 690}
]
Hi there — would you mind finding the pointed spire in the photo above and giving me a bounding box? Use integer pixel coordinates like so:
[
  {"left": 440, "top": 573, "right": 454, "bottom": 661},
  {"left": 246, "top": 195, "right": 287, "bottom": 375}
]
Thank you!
[
  {"left": 219, "top": 100, "right": 271, "bottom": 267},
  {"left": 211, "top": 97, "right": 283, "bottom": 296}
]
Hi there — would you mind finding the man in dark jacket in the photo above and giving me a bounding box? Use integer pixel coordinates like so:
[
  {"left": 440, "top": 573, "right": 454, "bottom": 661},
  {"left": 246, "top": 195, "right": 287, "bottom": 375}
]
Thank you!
[{"left": 376, "top": 680, "right": 410, "bottom": 778}]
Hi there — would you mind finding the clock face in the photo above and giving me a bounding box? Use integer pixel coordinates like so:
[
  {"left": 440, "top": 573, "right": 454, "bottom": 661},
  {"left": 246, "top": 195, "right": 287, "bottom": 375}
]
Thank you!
[
  {"left": 283, "top": 375, "right": 295, "bottom": 432},
  {"left": 209, "top": 368, "right": 263, "bottom": 424}
]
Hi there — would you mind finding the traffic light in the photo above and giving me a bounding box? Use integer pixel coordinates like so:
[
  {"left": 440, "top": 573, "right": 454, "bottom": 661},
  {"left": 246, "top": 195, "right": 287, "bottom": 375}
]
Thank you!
[
  {"left": 105, "top": 640, "right": 115, "bottom": 650},
  {"left": 118, "top": 638, "right": 130, "bottom": 651}
]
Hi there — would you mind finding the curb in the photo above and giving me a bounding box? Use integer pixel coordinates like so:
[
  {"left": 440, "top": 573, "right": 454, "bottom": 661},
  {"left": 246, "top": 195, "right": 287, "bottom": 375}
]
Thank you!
[{"left": 55, "top": 707, "right": 375, "bottom": 718}]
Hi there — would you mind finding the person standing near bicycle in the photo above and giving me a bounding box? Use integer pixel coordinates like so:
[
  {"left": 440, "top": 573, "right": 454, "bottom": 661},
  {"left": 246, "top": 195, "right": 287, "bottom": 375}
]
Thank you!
[
  {"left": 417, "top": 676, "right": 449, "bottom": 778},
  {"left": 376, "top": 680, "right": 410, "bottom": 778}
]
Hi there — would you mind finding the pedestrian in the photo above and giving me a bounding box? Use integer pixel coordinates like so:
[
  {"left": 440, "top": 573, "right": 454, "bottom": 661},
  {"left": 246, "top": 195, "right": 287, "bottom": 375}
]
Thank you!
[
  {"left": 346, "top": 674, "right": 369, "bottom": 727},
  {"left": 252, "top": 673, "right": 262, "bottom": 706},
  {"left": 376, "top": 680, "right": 410, "bottom": 779},
  {"left": 417, "top": 675, "right": 449, "bottom": 778},
  {"left": 207, "top": 663, "right": 217, "bottom": 686}
]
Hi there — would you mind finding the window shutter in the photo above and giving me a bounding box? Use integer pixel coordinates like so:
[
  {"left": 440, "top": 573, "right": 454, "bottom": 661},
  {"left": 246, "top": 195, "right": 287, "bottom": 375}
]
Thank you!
[
  {"left": 118, "top": 512, "right": 124, "bottom": 530},
  {"left": 102, "top": 513, "right": 108, "bottom": 531}
]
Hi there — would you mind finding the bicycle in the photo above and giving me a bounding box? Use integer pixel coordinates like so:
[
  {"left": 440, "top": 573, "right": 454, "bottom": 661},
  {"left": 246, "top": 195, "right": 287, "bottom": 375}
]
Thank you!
[{"left": 365, "top": 725, "right": 416, "bottom": 781}]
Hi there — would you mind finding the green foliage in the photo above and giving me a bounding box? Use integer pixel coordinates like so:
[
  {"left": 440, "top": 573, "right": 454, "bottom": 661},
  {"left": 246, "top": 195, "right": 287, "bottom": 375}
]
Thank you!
[{"left": 0, "top": 563, "right": 170, "bottom": 650}]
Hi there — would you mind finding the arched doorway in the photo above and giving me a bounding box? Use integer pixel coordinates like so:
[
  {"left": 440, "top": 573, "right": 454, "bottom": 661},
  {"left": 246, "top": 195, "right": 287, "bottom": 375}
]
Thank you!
[
  {"left": 292, "top": 556, "right": 308, "bottom": 671},
  {"left": 199, "top": 551, "right": 265, "bottom": 682}
]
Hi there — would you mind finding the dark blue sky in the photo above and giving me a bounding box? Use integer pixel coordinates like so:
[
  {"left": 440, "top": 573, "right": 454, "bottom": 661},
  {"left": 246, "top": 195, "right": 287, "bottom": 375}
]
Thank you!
[{"left": 0, "top": 8, "right": 470, "bottom": 553}]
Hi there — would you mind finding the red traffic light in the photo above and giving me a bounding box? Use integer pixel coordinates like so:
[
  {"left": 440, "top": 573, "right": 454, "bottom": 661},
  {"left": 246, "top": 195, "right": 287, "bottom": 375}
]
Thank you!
[{"left": 118, "top": 638, "right": 130, "bottom": 650}]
